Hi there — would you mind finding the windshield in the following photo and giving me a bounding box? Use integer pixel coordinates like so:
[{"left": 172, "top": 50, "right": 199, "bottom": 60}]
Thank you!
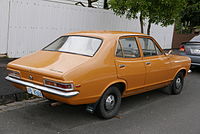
[{"left": 43, "top": 36, "right": 102, "bottom": 56}]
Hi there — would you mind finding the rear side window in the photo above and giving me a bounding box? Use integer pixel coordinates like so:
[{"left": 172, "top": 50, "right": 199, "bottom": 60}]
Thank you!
[
  {"left": 116, "top": 37, "right": 140, "bottom": 58},
  {"left": 139, "top": 38, "right": 162, "bottom": 57},
  {"left": 43, "top": 36, "right": 102, "bottom": 57}
]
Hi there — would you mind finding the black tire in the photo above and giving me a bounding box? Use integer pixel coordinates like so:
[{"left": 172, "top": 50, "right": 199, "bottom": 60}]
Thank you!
[
  {"left": 96, "top": 86, "right": 121, "bottom": 119},
  {"left": 171, "top": 71, "right": 184, "bottom": 95}
]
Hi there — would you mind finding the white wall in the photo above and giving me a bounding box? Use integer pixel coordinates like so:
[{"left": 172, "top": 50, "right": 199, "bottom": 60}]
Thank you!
[
  {"left": 0, "top": 0, "right": 10, "bottom": 54},
  {"left": 149, "top": 24, "right": 174, "bottom": 49},
  {"left": 1, "top": 0, "right": 174, "bottom": 58}
]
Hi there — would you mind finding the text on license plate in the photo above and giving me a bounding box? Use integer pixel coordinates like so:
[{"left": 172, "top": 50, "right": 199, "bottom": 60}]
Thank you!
[
  {"left": 191, "top": 49, "right": 200, "bottom": 55},
  {"left": 27, "top": 87, "right": 43, "bottom": 98}
]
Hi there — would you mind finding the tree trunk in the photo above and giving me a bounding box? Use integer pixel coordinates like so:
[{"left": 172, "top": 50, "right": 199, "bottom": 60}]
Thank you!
[
  {"left": 147, "top": 19, "right": 152, "bottom": 35},
  {"left": 88, "top": 0, "right": 93, "bottom": 7},
  {"left": 139, "top": 13, "right": 144, "bottom": 33},
  {"left": 103, "top": 0, "right": 108, "bottom": 9}
]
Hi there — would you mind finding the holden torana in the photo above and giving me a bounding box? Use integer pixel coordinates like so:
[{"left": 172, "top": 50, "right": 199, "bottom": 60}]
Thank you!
[{"left": 6, "top": 31, "right": 191, "bottom": 119}]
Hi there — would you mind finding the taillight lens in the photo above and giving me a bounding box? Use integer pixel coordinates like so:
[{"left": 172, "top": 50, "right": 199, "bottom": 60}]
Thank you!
[
  {"left": 56, "top": 83, "right": 72, "bottom": 89},
  {"left": 179, "top": 45, "right": 185, "bottom": 51},
  {"left": 44, "top": 79, "right": 73, "bottom": 91},
  {"left": 8, "top": 70, "right": 20, "bottom": 79},
  {"left": 45, "top": 80, "right": 55, "bottom": 86}
]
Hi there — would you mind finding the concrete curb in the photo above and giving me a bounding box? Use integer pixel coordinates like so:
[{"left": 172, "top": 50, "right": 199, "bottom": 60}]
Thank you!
[
  {"left": 0, "top": 92, "right": 33, "bottom": 105},
  {"left": 0, "top": 54, "right": 7, "bottom": 58},
  {"left": 0, "top": 98, "right": 46, "bottom": 113}
]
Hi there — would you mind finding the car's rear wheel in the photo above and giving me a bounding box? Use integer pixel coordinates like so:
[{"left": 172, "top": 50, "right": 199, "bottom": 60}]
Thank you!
[
  {"left": 171, "top": 72, "right": 184, "bottom": 95},
  {"left": 96, "top": 86, "right": 121, "bottom": 119}
]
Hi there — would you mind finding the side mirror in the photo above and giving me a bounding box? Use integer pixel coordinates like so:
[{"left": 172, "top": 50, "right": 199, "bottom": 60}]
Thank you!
[{"left": 165, "top": 50, "right": 173, "bottom": 55}]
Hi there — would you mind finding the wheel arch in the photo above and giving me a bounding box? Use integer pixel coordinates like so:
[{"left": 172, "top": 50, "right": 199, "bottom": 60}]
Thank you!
[
  {"left": 173, "top": 68, "right": 187, "bottom": 79},
  {"left": 100, "top": 80, "right": 127, "bottom": 97}
]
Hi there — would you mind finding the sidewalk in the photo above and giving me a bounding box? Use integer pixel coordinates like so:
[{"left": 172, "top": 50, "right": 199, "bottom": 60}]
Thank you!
[{"left": 0, "top": 58, "right": 28, "bottom": 105}]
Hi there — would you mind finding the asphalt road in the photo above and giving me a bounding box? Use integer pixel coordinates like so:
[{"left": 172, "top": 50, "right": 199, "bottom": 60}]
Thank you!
[{"left": 0, "top": 67, "right": 199, "bottom": 134}]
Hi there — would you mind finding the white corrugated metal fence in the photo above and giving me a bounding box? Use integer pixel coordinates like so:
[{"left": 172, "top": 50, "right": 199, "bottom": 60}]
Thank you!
[
  {"left": 0, "top": 0, "right": 10, "bottom": 54},
  {"left": 0, "top": 0, "right": 174, "bottom": 58}
]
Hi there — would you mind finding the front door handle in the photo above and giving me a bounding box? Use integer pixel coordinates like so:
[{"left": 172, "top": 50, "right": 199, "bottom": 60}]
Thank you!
[
  {"left": 145, "top": 62, "right": 151, "bottom": 65},
  {"left": 119, "top": 64, "right": 126, "bottom": 68}
]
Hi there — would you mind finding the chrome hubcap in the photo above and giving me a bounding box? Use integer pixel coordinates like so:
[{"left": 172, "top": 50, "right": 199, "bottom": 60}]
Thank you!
[
  {"left": 105, "top": 95, "right": 116, "bottom": 111},
  {"left": 176, "top": 77, "right": 182, "bottom": 89}
]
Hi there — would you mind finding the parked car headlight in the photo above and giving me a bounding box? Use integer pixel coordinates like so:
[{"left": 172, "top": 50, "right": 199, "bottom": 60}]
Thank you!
[
  {"left": 8, "top": 70, "right": 20, "bottom": 79},
  {"left": 44, "top": 79, "right": 74, "bottom": 91}
]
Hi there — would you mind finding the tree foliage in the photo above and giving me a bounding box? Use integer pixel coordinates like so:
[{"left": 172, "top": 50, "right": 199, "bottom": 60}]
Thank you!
[
  {"left": 109, "top": 0, "right": 186, "bottom": 34},
  {"left": 178, "top": 0, "right": 200, "bottom": 33}
]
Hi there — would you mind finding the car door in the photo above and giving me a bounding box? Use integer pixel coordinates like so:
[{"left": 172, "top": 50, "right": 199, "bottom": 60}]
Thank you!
[
  {"left": 115, "top": 36, "right": 146, "bottom": 92},
  {"left": 137, "top": 36, "right": 171, "bottom": 86}
]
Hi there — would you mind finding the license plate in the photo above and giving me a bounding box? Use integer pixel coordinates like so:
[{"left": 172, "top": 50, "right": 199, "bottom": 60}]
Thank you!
[
  {"left": 191, "top": 49, "right": 200, "bottom": 55},
  {"left": 27, "top": 87, "right": 43, "bottom": 98}
]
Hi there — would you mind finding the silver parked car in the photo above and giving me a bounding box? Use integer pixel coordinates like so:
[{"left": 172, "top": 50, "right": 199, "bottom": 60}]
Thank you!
[{"left": 179, "top": 42, "right": 200, "bottom": 66}]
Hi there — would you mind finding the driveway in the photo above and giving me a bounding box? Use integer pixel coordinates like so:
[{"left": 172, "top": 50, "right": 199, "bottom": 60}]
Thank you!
[{"left": 0, "top": 67, "right": 200, "bottom": 134}]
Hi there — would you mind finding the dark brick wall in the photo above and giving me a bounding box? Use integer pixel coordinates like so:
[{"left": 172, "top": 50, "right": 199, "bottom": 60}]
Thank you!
[{"left": 172, "top": 31, "right": 196, "bottom": 48}]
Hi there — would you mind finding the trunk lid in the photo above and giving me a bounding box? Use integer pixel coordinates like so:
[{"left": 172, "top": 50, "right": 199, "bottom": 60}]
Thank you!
[
  {"left": 183, "top": 42, "right": 200, "bottom": 56},
  {"left": 8, "top": 51, "right": 90, "bottom": 82}
]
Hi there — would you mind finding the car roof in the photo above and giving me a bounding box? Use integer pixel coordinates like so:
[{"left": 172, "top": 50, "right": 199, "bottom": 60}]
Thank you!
[{"left": 65, "top": 31, "right": 148, "bottom": 39}]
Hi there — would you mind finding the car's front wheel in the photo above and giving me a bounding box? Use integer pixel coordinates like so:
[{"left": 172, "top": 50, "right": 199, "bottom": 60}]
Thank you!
[
  {"left": 96, "top": 86, "right": 121, "bottom": 119},
  {"left": 171, "top": 71, "right": 184, "bottom": 95}
]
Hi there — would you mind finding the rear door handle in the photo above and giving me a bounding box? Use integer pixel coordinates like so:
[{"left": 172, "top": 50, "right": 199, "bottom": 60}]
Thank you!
[
  {"left": 145, "top": 62, "right": 151, "bottom": 65},
  {"left": 119, "top": 64, "right": 126, "bottom": 68}
]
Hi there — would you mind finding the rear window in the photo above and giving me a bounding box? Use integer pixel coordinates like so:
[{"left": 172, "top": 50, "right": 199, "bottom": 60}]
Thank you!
[{"left": 43, "top": 36, "right": 102, "bottom": 56}]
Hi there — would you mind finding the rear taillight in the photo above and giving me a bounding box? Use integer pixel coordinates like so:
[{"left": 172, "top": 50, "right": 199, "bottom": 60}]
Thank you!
[
  {"left": 56, "top": 83, "right": 72, "bottom": 89},
  {"left": 179, "top": 45, "right": 185, "bottom": 51},
  {"left": 8, "top": 70, "right": 20, "bottom": 79},
  {"left": 44, "top": 79, "right": 73, "bottom": 91}
]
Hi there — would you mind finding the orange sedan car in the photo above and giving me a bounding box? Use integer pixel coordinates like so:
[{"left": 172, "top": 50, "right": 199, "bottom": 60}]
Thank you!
[{"left": 6, "top": 31, "right": 191, "bottom": 119}]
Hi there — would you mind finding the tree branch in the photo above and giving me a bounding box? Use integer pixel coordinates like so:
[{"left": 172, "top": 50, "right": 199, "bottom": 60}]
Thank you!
[
  {"left": 88, "top": 0, "right": 98, "bottom": 7},
  {"left": 75, "top": 2, "right": 86, "bottom": 7},
  {"left": 139, "top": 12, "right": 144, "bottom": 33},
  {"left": 147, "top": 19, "right": 152, "bottom": 35}
]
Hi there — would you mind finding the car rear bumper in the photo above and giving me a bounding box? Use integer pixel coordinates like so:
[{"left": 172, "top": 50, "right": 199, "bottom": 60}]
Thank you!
[
  {"left": 179, "top": 52, "right": 200, "bottom": 66},
  {"left": 5, "top": 76, "right": 79, "bottom": 98},
  {"left": 191, "top": 62, "right": 200, "bottom": 66}
]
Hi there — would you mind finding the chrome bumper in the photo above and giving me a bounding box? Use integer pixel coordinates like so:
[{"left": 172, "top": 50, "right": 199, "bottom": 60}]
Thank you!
[
  {"left": 191, "top": 63, "right": 200, "bottom": 66},
  {"left": 5, "top": 76, "right": 79, "bottom": 98}
]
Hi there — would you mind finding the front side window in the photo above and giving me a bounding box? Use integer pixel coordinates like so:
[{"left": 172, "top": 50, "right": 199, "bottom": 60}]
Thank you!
[
  {"left": 116, "top": 37, "right": 140, "bottom": 58},
  {"left": 43, "top": 36, "right": 102, "bottom": 56},
  {"left": 139, "top": 38, "right": 162, "bottom": 57}
]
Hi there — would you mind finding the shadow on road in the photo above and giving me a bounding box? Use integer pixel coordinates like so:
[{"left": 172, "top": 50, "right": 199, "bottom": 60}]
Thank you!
[
  {"left": 11, "top": 88, "right": 170, "bottom": 123},
  {"left": 191, "top": 66, "right": 200, "bottom": 73}
]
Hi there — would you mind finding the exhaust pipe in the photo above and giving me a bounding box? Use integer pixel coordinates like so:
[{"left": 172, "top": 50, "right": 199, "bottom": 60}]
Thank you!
[{"left": 50, "top": 101, "right": 63, "bottom": 107}]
